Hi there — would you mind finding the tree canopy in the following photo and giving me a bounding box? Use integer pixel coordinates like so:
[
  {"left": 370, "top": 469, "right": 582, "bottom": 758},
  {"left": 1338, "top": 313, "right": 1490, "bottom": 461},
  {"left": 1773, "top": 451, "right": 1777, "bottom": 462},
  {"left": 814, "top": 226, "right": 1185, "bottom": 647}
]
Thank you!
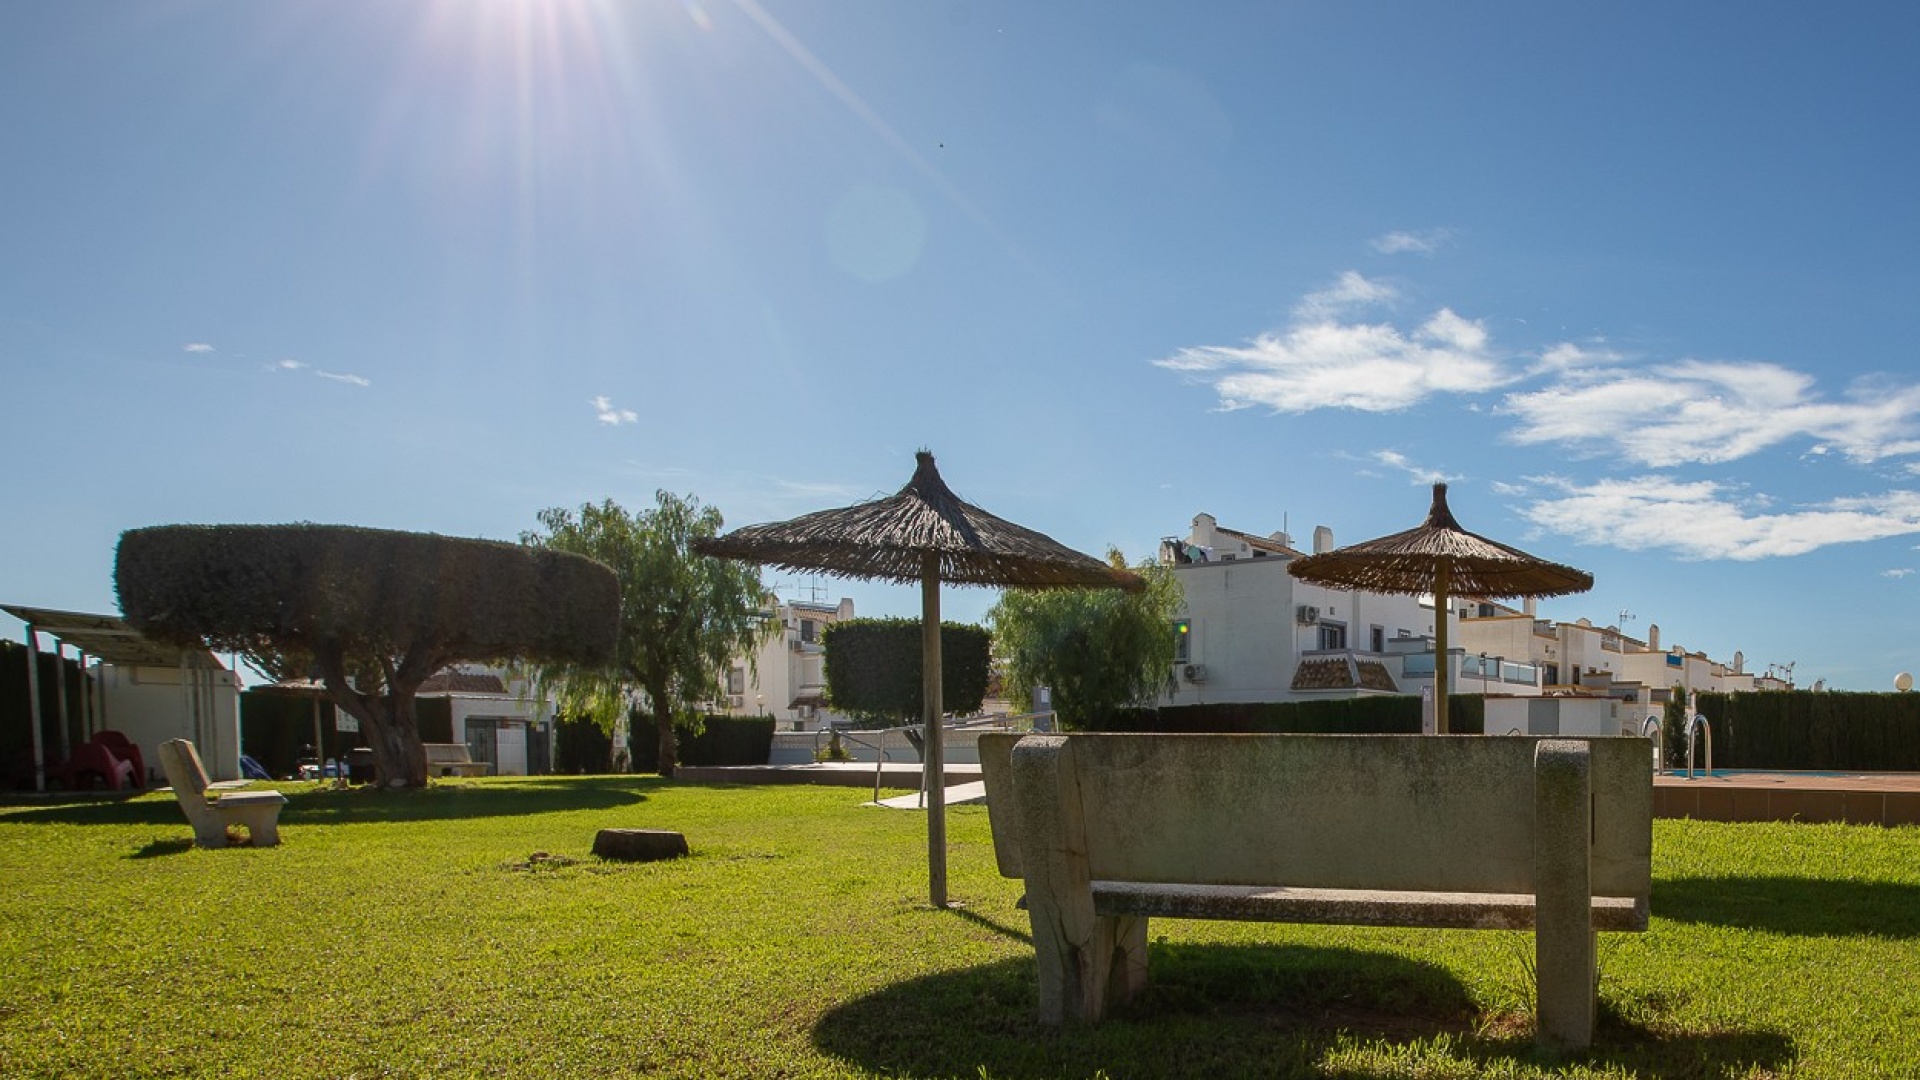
[
  {"left": 822, "top": 618, "right": 990, "bottom": 728},
  {"left": 988, "top": 549, "right": 1183, "bottom": 729},
  {"left": 522, "top": 493, "right": 772, "bottom": 776},
  {"left": 115, "top": 524, "right": 619, "bottom": 787}
]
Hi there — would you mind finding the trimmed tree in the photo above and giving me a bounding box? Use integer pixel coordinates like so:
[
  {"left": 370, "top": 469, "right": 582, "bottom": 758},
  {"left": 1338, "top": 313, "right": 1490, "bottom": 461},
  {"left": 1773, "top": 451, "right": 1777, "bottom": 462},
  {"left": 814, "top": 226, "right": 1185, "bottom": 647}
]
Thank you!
[
  {"left": 522, "top": 493, "right": 772, "bottom": 777},
  {"left": 115, "top": 524, "right": 619, "bottom": 788},
  {"left": 822, "top": 618, "right": 990, "bottom": 728},
  {"left": 989, "top": 549, "right": 1183, "bottom": 729}
]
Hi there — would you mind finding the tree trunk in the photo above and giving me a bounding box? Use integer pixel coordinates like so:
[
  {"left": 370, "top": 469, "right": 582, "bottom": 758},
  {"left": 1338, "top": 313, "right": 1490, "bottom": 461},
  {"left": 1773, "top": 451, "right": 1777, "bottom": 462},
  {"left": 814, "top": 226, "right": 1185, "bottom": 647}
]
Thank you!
[
  {"left": 333, "top": 692, "right": 429, "bottom": 788},
  {"left": 652, "top": 695, "right": 678, "bottom": 778}
]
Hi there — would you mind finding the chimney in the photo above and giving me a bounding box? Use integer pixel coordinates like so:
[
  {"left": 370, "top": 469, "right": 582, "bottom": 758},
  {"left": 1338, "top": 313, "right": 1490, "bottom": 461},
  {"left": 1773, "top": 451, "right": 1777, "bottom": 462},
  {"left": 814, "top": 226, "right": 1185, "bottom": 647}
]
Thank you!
[
  {"left": 1523, "top": 597, "right": 1537, "bottom": 617},
  {"left": 1313, "top": 525, "right": 1334, "bottom": 554},
  {"left": 1646, "top": 623, "right": 1660, "bottom": 651}
]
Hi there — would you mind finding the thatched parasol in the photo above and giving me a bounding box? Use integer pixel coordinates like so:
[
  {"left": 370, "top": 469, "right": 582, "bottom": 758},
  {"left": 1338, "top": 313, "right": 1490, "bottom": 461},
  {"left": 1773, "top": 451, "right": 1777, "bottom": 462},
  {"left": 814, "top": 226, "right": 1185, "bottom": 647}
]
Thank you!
[
  {"left": 1287, "top": 483, "right": 1592, "bottom": 734},
  {"left": 696, "top": 450, "right": 1140, "bottom": 907}
]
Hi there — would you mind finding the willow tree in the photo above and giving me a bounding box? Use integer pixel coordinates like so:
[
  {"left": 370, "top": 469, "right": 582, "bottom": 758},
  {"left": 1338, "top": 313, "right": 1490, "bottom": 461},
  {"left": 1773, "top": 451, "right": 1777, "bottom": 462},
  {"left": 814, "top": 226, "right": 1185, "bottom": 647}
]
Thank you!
[
  {"left": 523, "top": 493, "right": 772, "bottom": 777},
  {"left": 989, "top": 549, "right": 1183, "bottom": 728},
  {"left": 115, "top": 524, "right": 619, "bottom": 787}
]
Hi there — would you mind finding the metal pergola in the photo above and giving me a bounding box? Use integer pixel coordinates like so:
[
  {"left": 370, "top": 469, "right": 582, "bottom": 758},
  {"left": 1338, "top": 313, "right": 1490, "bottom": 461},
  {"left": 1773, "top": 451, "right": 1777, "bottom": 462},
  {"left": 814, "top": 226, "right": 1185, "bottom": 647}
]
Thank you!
[{"left": 4, "top": 604, "right": 226, "bottom": 792}]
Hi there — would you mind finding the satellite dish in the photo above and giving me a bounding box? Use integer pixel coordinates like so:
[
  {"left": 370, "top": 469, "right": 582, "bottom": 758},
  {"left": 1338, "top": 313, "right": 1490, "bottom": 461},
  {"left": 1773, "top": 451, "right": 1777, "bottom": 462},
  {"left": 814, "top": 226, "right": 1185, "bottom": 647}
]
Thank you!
[{"left": 1898, "top": 672, "right": 1914, "bottom": 693}]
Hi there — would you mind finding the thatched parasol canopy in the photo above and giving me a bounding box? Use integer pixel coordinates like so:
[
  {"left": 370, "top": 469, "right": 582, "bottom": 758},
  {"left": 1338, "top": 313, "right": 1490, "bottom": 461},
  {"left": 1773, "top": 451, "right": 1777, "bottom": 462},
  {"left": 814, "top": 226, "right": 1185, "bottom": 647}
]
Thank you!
[
  {"left": 695, "top": 450, "right": 1140, "bottom": 907},
  {"left": 695, "top": 451, "right": 1143, "bottom": 592},
  {"left": 1288, "top": 483, "right": 1592, "bottom": 734}
]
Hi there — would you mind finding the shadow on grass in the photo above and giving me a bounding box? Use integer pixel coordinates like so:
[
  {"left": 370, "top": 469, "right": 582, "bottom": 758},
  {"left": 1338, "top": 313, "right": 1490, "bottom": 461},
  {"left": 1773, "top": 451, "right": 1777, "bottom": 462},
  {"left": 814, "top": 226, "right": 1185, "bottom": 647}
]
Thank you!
[
  {"left": 944, "top": 905, "right": 1032, "bottom": 945},
  {"left": 1656, "top": 875, "right": 1920, "bottom": 939},
  {"left": 128, "top": 837, "right": 196, "bottom": 859},
  {"left": 1, "top": 775, "right": 661, "bottom": 828},
  {"left": 815, "top": 944, "right": 1795, "bottom": 1080}
]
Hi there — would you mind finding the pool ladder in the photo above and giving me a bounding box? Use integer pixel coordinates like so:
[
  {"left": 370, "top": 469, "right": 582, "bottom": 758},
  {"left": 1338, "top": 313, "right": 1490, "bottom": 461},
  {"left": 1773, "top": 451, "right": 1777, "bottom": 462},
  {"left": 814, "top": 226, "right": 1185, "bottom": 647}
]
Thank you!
[
  {"left": 1644, "top": 713, "right": 1713, "bottom": 779},
  {"left": 1684, "top": 713, "right": 1712, "bottom": 780}
]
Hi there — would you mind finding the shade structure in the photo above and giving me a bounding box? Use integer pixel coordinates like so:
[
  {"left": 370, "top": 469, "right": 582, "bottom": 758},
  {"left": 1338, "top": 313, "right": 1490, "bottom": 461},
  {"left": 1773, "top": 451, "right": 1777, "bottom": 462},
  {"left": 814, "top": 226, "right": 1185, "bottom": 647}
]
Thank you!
[
  {"left": 696, "top": 450, "right": 1141, "bottom": 907},
  {"left": 1287, "top": 483, "right": 1592, "bottom": 734}
]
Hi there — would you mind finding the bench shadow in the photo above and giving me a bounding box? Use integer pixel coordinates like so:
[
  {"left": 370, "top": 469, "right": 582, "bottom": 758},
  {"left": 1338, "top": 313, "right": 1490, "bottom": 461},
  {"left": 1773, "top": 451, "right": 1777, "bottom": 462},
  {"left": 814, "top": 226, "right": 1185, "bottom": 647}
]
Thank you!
[
  {"left": 1655, "top": 876, "right": 1920, "bottom": 939},
  {"left": 127, "top": 837, "right": 196, "bottom": 859},
  {"left": 813, "top": 943, "right": 1794, "bottom": 1080},
  {"left": 1, "top": 775, "right": 660, "bottom": 828}
]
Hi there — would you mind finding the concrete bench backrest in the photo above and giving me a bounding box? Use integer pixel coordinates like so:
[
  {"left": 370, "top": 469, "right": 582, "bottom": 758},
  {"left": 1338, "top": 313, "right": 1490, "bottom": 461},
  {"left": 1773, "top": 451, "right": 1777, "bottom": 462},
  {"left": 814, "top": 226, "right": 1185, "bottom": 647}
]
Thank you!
[
  {"left": 980, "top": 732, "right": 1651, "bottom": 902},
  {"left": 158, "top": 739, "right": 214, "bottom": 800}
]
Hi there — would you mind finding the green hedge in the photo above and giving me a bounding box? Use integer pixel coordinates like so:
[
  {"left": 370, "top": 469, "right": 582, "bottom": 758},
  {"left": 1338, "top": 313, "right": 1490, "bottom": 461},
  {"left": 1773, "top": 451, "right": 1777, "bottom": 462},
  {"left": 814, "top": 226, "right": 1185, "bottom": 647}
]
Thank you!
[
  {"left": 823, "top": 619, "right": 990, "bottom": 726},
  {"left": 115, "top": 524, "right": 620, "bottom": 667},
  {"left": 1697, "top": 691, "right": 1920, "bottom": 770},
  {"left": 1101, "top": 695, "right": 1487, "bottom": 735},
  {"left": 628, "top": 715, "right": 776, "bottom": 773},
  {"left": 554, "top": 715, "right": 618, "bottom": 774}
]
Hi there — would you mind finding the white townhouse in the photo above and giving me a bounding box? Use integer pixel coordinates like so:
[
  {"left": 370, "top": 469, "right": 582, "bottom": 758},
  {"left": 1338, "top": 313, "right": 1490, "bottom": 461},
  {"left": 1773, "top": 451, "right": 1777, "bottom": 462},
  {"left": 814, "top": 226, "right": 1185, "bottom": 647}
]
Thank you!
[
  {"left": 1159, "top": 513, "right": 1505, "bottom": 707},
  {"left": 712, "top": 594, "right": 856, "bottom": 731}
]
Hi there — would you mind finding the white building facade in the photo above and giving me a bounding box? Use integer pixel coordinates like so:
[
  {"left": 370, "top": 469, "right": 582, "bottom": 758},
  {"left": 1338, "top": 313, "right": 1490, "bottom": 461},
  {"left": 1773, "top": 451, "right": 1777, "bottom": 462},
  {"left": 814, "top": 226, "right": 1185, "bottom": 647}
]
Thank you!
[{"left": 713, "top": 595, "right": 855, "bottom": 731}]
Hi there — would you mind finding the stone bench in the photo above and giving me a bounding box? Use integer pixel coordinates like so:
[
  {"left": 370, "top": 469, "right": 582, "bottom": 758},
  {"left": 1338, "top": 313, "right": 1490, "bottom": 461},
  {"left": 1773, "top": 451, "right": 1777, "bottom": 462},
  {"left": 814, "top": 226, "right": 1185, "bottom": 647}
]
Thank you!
[
  {"left": 978, "top": 732, "right": 1652, "bottom": 1052},
  {"left": 158, "top": 739, "right": 288, "bottom": 848},
  {"left": 424, "top": 743, "right": 491, "bottom": 778}
]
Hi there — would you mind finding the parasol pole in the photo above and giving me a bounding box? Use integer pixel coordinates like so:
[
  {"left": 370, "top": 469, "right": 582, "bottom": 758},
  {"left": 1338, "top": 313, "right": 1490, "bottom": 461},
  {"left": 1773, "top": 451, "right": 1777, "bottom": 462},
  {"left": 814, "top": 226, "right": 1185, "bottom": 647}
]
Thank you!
[
  {"left": 921, "top": 553, "right": 948, "bottom": 908},
  {"left": 1434, "top": 560, "right": 1451, "bottom": 735}
]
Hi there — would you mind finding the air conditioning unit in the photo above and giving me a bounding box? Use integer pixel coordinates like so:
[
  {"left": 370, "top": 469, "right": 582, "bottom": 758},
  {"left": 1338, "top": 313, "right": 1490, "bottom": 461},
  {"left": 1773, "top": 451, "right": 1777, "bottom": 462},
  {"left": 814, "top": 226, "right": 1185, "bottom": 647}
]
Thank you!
[
  {"left": 1296, "top": 605, "right": 1320, "bottom": 625},
  {"left": 1183, "top": 663, "right": 1207, "bottom": 683}
]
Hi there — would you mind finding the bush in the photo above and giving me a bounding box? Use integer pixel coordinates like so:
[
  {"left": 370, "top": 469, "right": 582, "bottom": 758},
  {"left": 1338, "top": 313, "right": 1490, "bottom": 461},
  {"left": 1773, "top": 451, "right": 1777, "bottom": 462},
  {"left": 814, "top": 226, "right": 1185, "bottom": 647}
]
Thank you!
[
  {"left": 823, "top": 619, "right": 990, "bottom": 726},
  {"left": 628, "top": 715, "right": 774, "bottom": 772}
]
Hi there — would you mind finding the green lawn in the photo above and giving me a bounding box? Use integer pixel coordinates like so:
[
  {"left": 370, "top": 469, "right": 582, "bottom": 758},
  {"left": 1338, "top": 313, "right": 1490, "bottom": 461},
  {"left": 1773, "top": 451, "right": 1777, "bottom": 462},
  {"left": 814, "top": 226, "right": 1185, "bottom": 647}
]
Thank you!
[{"left": 2, "top": 777, "right": 1917, "bottom": 1079}]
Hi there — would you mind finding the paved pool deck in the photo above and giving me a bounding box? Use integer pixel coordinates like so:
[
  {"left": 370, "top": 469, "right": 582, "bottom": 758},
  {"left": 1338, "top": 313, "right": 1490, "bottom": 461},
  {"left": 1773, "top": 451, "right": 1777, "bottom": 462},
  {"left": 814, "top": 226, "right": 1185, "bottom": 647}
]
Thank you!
[{"left": 1653, "top": 770, "right": 1920, "bottom": 826}]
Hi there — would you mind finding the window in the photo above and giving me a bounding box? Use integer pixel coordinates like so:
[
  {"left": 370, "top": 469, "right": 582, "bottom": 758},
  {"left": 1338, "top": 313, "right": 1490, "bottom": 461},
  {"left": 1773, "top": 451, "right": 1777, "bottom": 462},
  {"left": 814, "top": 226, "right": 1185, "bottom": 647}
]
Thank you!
[
  {"left": 800, "top": 619, "right": 816, "bottom": 643},
  {"left": 727, "top": 667, "right": 745, "bottom": 695},
  {"left": 1318, "top": 621, "right": 1347, "bottom": 651},
  {"left": 1370, "top": 625, "right": 1385, "bottom": 653},
  {"left": 1172, "top": 619, "right": 1191, "bottom": 663}
]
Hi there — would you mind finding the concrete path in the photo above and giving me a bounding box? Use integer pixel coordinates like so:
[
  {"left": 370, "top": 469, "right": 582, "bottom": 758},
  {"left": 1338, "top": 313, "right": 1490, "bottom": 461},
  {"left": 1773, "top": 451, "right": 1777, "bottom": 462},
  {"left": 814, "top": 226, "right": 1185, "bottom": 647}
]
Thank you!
[{"left": 870, "top": 780, "right": 987, "bottom": 810}]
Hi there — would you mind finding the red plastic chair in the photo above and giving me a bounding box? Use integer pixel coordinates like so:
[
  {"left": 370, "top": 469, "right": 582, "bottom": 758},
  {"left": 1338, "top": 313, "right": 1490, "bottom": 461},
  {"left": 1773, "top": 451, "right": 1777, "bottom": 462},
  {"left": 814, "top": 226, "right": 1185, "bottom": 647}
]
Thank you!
[{"left": 91, "top": 731, "right": 146, "bottom": 787}]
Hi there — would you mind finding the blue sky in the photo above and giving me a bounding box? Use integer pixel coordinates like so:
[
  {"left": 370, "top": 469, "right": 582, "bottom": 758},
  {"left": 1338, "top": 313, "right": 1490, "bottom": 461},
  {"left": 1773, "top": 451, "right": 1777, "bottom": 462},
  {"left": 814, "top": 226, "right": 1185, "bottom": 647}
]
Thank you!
[{"left": 4, "top": 1, "right": 1918, "bottom": 690}]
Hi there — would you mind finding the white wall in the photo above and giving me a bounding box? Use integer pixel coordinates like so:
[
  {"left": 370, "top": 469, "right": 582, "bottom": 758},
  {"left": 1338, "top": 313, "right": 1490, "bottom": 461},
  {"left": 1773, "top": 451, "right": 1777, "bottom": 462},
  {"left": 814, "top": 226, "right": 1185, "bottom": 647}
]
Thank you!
[{"left": 96, "top": 663, "right": 242, "bottom": 783}]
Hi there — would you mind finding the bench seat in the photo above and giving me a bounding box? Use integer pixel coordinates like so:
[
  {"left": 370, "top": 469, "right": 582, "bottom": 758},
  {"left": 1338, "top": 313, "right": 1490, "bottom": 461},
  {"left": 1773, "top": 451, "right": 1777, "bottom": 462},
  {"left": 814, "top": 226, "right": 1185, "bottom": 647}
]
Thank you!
[{"left": 1089, "top": 881, "right": 1649, "bottom": 932}]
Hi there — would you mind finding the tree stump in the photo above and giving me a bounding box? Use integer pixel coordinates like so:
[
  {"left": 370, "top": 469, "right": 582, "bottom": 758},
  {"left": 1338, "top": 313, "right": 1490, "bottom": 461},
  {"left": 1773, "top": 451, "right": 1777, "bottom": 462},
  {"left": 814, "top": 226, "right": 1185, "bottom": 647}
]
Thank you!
[{"left": 593, "top": 828, "right": 689, "bottom": 863}]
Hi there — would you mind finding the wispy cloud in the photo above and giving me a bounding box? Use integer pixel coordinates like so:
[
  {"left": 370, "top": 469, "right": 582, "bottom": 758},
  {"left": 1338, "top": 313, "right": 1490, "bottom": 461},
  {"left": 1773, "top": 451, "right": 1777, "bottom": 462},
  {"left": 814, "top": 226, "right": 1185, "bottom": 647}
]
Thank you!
[
  {"left": 316, "top": 370, "right": 371, "bottom": 387},
  {"left": 183, "top": 342, "right": 215, "bottom": 353},
  {"left": 1158, "top": 272, "right": 1509, "bottom": 413},
  {"left": 1369, "top": 229, "right": 1453, "bottom": 256},
  {"left": 1885, "top": 568, "right": 1916, "bottom": 579},
  {"left": 1518, "top": 476, "right": 1920, "bottom": 560},
  {"left": 1371, "top": 449, "right": 1457, "bottom": 485},
  {"left": 1503, "top": 360, "right": 1920, "bottom": 467},
  {"left": 592, "top": 395, "right": 639, "bottom": 425}
]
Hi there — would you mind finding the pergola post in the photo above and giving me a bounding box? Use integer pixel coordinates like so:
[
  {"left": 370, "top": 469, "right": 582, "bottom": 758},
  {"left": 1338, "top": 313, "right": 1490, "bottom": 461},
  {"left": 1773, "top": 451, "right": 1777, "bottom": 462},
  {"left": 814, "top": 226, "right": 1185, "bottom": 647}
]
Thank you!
[
  {"left": 24, "top": 624, "right": 45, "bottom": 792},
  {"left": 52, "top": 641, "right": 72, "bottom": 760}
]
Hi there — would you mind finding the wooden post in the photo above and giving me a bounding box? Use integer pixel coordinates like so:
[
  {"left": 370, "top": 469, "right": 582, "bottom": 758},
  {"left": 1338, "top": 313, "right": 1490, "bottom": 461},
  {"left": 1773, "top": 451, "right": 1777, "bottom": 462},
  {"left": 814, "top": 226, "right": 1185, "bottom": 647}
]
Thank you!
[
  {"left": 24, "top": 624, "right": 45, "bottom": 792},
  {"left": 922, "top": 554, "right": 947, "bottom": 909},
  {"left": 1434, "top": 561, "right": 1451, "bottom": 735},
  {"left": 52, "top": 641, "right": 72, "bottom": 760}
]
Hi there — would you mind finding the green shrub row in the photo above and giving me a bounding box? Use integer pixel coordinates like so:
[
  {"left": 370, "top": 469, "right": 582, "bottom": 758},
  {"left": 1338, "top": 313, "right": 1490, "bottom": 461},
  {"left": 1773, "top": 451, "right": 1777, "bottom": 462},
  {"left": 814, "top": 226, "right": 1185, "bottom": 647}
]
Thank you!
[
  {"left": 628, "top": 715, "right": 776, "bottom": 773},
  {"left": 1099, "top": 695, "right": 1487, "bottom": 735},
  {"left": 239, "top": 690, "right": 455, "bottom": 776},
  {"left": 1696, "top": 690, "right": 1920, "bottom": 771}
]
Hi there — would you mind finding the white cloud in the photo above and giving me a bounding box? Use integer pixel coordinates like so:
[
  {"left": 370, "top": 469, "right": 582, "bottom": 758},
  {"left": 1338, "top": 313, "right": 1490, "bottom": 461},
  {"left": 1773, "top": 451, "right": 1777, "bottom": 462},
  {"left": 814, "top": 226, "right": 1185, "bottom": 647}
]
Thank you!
[
  {"left": 1885, "top": 568, "right": 1916, "bottom": 579},
  {"left": 1518, "top": 475, "right": 1920, "bottom": 560},
  {"left": 592, "top": 395, "right": 639, "bottom": 425},
  {"left": 316, "top": 370, "right": 371, "bottom": 387},
  {"left": 1159, "top": 273, "right": 1509, "bottom": 413},
  {"left": 273, "top": 359, "right": 306, "bottom": 371},
  {"left": 1371, "top": 449, "right": 1457, "bottom": 485},
  {"left": 183, "top": 342, "right": 214, "bottom": 353},
  {"left": 1369, "top": 229, "right": 1452, "bottom": 256},
  {"left": 1294, "top": 271, "right": 1399, "bottom": 319},
  {"left": 1504, "top": 360, "right": 1920, "bottom": 467}
]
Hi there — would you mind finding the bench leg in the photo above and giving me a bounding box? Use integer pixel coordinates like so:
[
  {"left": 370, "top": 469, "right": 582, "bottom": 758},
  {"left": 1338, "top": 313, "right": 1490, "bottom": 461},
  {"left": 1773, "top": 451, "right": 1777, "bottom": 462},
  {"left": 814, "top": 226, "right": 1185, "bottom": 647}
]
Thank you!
[{"left": 1535, "top": 739, "right": 1596, "bottom": 1051}]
